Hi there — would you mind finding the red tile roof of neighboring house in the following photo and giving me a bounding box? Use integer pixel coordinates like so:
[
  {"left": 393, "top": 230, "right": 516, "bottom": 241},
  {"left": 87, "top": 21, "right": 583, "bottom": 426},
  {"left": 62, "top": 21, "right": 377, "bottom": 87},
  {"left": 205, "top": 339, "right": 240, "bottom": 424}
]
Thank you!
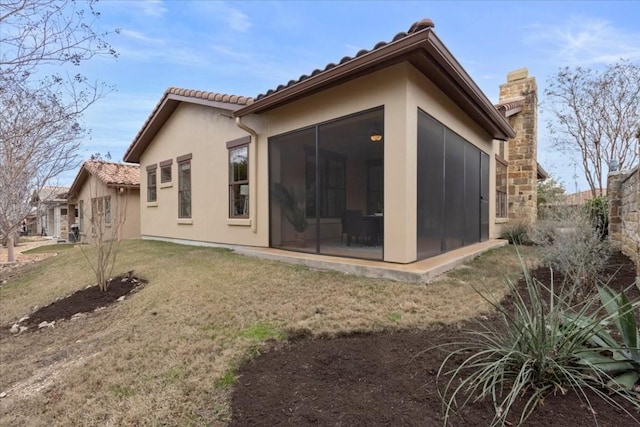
[
  {"left": 124, "top": 87, "right": 254, "bottom": 163},
  {"left": 37, "top": 186, "right": 70, "bottom": 203},
  {"left": 69, "top": 160, "right": 140, "bottom": 197},
  {"left": 84, "top": 160, "right": 140, "bottom": 186}
]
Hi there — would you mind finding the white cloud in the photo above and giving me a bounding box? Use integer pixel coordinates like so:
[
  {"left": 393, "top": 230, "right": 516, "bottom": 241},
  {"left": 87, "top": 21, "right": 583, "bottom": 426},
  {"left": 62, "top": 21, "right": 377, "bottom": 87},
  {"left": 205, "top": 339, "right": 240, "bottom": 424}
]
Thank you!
[
  {"left": 525, "top": 16, "right": 640, "bottom": 66},
  {"left": 105, "top": 0, "right": 168, "bottom": 18},
  {"left": 120, "top": 29, "right": 165, "bottom": 45},
  {"left": 136, "top": 0, "right": 168, "bottom": 18},
  {"left": 188, "top": 2, "right": 252, "bottom": 33},
  {"left": 227, "top": 8, "right": 252, "bottom": 32}
]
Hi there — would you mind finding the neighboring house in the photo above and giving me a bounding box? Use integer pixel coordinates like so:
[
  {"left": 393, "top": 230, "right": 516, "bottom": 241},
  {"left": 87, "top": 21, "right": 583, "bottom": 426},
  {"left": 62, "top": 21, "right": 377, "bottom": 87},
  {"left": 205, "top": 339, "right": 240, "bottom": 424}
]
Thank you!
[
  {"left": 124, "top": 18, "right": 542, "bottom": 264},
  {"left": 35, "top": 186, "right": 70, "bottom": 239},
  {"left": 68, "top": 160, "right": 141, "bottom": 242}
]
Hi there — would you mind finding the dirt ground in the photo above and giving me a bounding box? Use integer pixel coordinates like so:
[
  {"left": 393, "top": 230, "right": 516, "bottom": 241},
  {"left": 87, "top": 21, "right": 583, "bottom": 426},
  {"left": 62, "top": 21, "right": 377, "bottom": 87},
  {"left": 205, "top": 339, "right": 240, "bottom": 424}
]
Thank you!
[
  {"left": 2, "top": 246, "right": 638, "bottom": 425},
  {"left": 230, "top": 252, "right": 640, "bottom": 426},
  {"left": 2, "top": 275, "right": 144, "bottom": 333}
]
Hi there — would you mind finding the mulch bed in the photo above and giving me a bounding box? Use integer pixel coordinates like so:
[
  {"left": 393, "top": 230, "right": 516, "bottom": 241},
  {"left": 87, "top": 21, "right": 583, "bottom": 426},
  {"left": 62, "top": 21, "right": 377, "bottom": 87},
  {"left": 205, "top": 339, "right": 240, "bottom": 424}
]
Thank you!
[
  {"left": 5, "top": 275, "right": 145, "bottom": 332},
  {"left": 230, "top": 252, "right": 640, "bottom": 426}
]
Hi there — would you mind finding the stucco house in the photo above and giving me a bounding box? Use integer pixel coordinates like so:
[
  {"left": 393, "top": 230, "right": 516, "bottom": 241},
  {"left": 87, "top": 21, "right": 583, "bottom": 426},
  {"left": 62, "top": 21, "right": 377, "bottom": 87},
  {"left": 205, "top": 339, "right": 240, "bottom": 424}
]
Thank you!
[
  {"left": 68, "top": 160, "right": 141, "bottom": 242},
  {"left": 124, "top": 18, "right": 538, "bottom": 264},
  {"left": 34, "top": 186, "right": 70, "bottom": 239}
]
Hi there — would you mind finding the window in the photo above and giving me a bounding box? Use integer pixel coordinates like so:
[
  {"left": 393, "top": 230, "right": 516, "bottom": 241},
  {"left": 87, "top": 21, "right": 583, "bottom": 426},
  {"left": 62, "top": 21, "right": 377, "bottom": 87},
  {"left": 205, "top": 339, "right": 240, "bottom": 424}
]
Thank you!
[
  {"left": 496, "top": 157, "right": 508, "bottom": 218},
  {"left": 90, "top": 196, "right": 111, "bottom": 224},
  {"left": 147, "top": 164, "right": 157, "bottom": 202},
  {"left": 160, "top": 159, "right": 172, "bottom": 184},
  {"left": 227, "top": 137, "right": 250, "bottom": 218},
  {"left": 79, "top": 200, "right": 84, "bottom": 232},
  {"left": 104, "top": 196, "right": 111, "bottom": 224},
  {"left": 178, "top": 154, "right": 192, "bottom": 218}
]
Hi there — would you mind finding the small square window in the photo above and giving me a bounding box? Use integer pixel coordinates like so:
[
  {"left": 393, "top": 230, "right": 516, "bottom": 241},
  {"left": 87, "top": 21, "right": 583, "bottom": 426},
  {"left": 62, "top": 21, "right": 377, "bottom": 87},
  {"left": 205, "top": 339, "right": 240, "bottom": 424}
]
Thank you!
[{"left": 161, "top": 164, "right": 172, "bottom": 183}]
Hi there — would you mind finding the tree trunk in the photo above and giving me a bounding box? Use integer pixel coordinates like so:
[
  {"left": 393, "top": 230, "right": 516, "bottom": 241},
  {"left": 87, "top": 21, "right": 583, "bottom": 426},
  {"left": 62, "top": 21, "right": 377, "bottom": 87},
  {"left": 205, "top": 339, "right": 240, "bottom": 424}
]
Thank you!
[{"left": 7, "top": 236, "right": 15, "bottom": 263}]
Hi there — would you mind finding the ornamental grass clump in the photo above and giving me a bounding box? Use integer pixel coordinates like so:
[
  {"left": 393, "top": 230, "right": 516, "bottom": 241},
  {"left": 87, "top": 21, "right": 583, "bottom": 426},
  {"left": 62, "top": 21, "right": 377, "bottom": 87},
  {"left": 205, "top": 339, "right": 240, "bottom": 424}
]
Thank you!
[{"left": 437, "top": 257, "right": 640, "bottom": 427}]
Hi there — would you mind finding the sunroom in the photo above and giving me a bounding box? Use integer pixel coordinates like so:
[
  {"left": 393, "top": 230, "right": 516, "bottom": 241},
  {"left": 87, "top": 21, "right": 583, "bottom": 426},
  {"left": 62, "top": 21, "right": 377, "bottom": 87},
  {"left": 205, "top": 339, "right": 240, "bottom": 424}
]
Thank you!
[{"left": 236, "top": 19, "right": 514, "bottom": 264}]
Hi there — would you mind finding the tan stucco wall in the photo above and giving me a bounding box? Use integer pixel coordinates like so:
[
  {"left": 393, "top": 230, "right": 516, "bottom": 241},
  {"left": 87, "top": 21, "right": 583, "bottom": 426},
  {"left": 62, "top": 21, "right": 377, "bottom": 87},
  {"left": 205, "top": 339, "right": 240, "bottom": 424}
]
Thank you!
[
  {"left": 138, "top": 62, "right": 497, "bottom": 264},
  {"left": 76, "top": 174, "right": 140, "bottom": 242},
  {"left": 139, "top": 102, "right": 265, "bottom": 246}
]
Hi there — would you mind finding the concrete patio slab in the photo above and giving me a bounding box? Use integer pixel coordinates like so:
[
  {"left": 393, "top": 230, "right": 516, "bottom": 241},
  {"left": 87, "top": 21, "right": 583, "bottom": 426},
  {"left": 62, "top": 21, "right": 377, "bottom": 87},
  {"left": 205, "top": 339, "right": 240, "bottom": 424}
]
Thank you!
[{"left": 234, "top": 239, "right": 509, "bottom": 283}]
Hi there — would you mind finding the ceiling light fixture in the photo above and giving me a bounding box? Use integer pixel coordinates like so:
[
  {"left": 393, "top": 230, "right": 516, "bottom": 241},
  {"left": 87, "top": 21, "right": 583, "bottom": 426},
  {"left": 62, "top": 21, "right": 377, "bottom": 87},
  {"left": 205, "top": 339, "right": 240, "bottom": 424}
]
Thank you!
[{"left": 369, "top": 129, "right": 383, "bottom": 142}]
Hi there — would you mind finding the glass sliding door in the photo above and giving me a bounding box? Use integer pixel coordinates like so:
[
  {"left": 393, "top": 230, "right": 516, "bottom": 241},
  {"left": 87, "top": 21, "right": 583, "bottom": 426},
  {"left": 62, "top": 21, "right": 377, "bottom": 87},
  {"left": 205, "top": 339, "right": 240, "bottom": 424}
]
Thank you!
[
  {"left": 269, "top": 127, "right": 316, "bottom": 252},
  {"left": 417, "top": 110, "right": 489, "bottom": 261},
  {"left": 269, "top": 107, "right": 384, "bottom": 261}
]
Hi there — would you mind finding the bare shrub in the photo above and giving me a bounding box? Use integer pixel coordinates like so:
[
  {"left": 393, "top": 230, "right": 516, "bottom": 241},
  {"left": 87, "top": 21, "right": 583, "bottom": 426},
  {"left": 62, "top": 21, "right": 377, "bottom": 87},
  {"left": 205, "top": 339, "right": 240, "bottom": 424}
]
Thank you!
[
  {"left": 531, "top": 207, "right": 610, "bottom": 289},
  {"left": 500, "top": 221, "right": 531, "bottom": 245}
]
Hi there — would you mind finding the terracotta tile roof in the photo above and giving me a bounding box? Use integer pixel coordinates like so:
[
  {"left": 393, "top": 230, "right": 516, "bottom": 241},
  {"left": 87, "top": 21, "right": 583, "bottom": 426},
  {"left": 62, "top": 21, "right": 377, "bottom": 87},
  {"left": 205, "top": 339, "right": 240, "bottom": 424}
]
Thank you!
[
  {"left": 495, "top": 97, "right": 525, "bottom": 118},
  {"left": 38, "top": 186, "right": 69, "bottom": 202},
  {"left": 124, "top": 87, "right": 254, "bottom": 163},
  {"left": 165, "top": 87, "right": 254, "bottom": 105},
  {"left": 84, "top": 160, "right": 140, "bottom": 187},
  {"left": 236, "top": 18, "right": 514, "bottom": 141},
  {"left": 255, "top": 19, "right": 436, "bottom": 101}
]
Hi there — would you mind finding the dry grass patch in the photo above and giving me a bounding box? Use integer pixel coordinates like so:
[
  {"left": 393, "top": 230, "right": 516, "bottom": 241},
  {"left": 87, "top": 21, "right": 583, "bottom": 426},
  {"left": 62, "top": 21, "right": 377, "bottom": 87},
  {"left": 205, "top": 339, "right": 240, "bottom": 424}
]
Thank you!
[{"left": 0, "top": 239, "right": 533, "bottom": 426}]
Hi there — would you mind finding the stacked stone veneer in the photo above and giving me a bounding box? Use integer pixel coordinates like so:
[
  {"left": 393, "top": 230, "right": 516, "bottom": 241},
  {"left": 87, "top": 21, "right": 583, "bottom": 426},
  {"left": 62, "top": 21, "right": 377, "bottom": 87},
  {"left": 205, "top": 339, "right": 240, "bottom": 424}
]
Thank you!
[
  {"left": 499, "top": 68, "right": 538, "bottom": 225},
  {"left": 608, "top": 166, "right": 640, "bottom": 276}
]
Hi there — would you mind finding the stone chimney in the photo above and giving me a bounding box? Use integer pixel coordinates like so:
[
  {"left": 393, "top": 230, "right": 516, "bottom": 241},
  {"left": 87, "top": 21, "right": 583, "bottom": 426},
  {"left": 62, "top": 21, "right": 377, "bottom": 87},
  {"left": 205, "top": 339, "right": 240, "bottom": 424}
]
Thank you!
[{"left": 499, "top": 68, "right": 538, "bottom": 224}]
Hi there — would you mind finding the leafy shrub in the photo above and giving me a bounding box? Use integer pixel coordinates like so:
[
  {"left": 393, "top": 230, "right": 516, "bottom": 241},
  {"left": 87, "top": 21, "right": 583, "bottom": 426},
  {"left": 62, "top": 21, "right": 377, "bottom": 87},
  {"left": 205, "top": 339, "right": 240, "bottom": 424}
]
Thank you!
[
  {"left": 587, "top": 196, "right": 609, "bottom": 240},
  {"left": 568, "top": 284, "right": 640, "bottom": 391},
  {"left": 438, "top": 259, "right": 640, "bottom": 426},
  {"left": 500, "top": 222, "right": 531, "bottom": 245},
  {"left": 530, "top": 207, "right": 610, "bottom": 289}
]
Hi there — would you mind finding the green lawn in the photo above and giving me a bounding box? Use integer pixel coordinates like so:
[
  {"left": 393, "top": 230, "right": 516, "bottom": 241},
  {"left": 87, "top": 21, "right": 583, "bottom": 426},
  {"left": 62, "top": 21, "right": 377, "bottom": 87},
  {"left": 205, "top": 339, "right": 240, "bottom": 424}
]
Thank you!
[
  {"left": 0, "top": 239, "right": 531, "bottom": 426},
  {"left": 21, "top": 243, "right": 76, "bottom": 254}
]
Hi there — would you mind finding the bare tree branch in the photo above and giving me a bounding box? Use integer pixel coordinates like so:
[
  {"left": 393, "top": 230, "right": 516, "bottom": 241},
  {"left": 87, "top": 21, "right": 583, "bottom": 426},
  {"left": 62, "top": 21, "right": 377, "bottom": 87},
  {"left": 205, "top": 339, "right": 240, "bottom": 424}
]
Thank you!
[
  {"left": 545, "top": 61, "right": 640, "bottom": 197},
  {"left": 0, "top": 0, "right": 117, "bottom": 261},
  {"left": 1, "top": 0, "right": 119, "bottom": 81}
]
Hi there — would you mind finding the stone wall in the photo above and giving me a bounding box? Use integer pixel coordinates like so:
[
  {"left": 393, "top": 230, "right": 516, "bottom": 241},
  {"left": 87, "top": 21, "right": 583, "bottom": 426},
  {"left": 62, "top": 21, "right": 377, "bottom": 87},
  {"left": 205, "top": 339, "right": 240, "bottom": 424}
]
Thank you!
[
  {"left": 499, "top": 68, "right": 538, "bottom": 225},
  {"left": 608, "top": 166, "right": 639, "bottom": 275}
]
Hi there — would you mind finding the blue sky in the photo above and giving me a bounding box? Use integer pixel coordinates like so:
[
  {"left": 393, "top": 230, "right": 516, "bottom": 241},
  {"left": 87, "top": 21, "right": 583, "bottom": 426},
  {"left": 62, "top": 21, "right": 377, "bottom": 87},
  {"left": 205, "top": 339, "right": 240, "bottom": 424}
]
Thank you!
[{"left": 67, "top": 0, "right": 640, "bottom": 191}]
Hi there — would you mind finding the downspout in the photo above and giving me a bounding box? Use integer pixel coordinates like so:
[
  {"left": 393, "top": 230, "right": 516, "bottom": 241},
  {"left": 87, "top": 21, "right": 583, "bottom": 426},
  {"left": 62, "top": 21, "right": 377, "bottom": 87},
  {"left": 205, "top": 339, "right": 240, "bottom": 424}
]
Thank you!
[{"left": 235, "top": 116, "right": 259, "bottom": 233}]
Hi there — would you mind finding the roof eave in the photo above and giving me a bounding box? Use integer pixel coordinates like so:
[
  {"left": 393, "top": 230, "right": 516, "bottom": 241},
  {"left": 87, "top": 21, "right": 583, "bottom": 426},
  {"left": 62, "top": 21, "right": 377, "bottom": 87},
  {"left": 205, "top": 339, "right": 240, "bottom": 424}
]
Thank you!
[
  {"left": 106, "top": 183, "right": 140, "bottom": 189},
  {"left": 235, "top": 29, "right": 515, "bottom": 141},
  {"left": 537, "top": 163, "right": 549, "bottom": 180},
  {"left": 235, "top": 30, "right": 432, "bottom": 117},
  {"left": 68, "top": 165, "right": 89, "bottom": 198},
  {"left": 419, "top": 33, "right": 515, "bottom": 140}
]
